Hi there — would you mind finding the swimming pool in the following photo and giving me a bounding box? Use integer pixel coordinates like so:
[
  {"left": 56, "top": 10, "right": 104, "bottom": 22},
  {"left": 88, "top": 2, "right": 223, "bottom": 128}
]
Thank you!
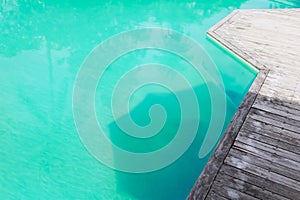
[{"left": 1, "top": 0, "right": 299, "bottom": 199}]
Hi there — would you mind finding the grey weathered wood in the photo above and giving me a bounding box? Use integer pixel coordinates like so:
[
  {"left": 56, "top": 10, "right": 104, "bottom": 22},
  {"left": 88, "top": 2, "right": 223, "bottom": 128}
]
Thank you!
[
  {"left": 228, "top": 147, "right": 300, "bottom": 182},
  {"left": 255, "top": 92, "right": 300, "bottom": 112},
  {"left": 224, "top": 155, "right": 300, "bottom": 191},
  {"left": 248, "top": 108, "right": 300, "bottom": 134},
  {"left": 234, "top": 140, "right": 300, "bottom": 172},
  {"left": 220, "top": 164, "right": 300, "bottom": 199},
  {"left": 206, "top": 191, "right": 228, "bottom": 200},
  {"left": 242, "top": 118, "right": 300, "bottom": 147},
  {"left": 238, "top": 128, "right": 300, "bottom": 155},
  {"left": 253, "top": 100, "right": 300, "bottom": 121},
  {"left": 210, "top": 180, "right": 259, "bottom": 200},
  {"left": 214, "top": 172, "right": 289, "bottom": 200},
  {"left": 188, "top": 8, "right": 300, "bottom": 200}
]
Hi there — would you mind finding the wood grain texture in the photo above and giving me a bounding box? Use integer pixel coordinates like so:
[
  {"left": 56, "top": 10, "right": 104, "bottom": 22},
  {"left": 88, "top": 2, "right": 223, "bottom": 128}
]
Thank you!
[{"left": 188, "top": 9, "right": 300, "bottom": 200}]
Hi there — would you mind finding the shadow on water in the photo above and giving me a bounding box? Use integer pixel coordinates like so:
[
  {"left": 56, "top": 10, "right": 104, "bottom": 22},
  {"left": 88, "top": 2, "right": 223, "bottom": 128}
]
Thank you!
[{"left": 108, "top": 82, "right": 237, "bottom": 199}]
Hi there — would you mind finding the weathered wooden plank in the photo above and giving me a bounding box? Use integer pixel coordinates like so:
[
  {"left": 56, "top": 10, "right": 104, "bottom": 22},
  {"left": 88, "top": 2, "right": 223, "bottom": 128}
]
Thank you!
[
  {"left": 217, "top": 19, "right": 300, "bottom": 38},
  {"left": 268, "top": 69, "right": 300, "bottom": 81},
  {"left": 219, "top": 29, "right": 300, "bottom": 49},
  {"left": 242, "top": 118, "right": 300, "bottom": 147},
  {"left": 216, "top": 33, "right": 300, "bottom": 60},
  {"left": 206, "top": 191, "right": 228, "bottom": 200},
  {"left": 253, "top": 102, "right": 300, "bottom": 121},
  {"left": 214, "top": 172, "right": 289, "bottom": 200},
  {"left": 255, "top": 93, "right": 300, "bottom": 112},
  {"left": 217, "top": 37, "right": 300, "bottom": 59},
  {"left": 234, "top": 140, "right": 300, "bottom": 172},
  {"left": 262, "top": 81, "right": 299, "bottom": 95},
  {"left": 219, "top": 164, "right": 300, "bottom": 199},
  {"left": 259, "top": 83, "right": 300, "bottom": 100},
  {"left": 238, "top": 9, "right": 300, "bottom": 21},
  {"left": 258, "top": 89, "right": 295, "bottom": 102},
  {"left": 254, "top": 94, "right": 300, "bottom": 116},
  {"left": 249, "top": 108, "right": 300, "bottom": 133},
  {"left": 228, "top": 147, "right": 300, "bottom": 182},
  {"left": 266, "top": 70, "right": 300, "bottom": 83},
  {"left": 261, "top": 66, "right": 300, "bottom": 81},
  {"left": 239, "top": 128, "right": 300, "bottom": 154},
  {"left": 211, "top": 180, "right": 259, "bottom": 200},
  {"left": 225, "top": 155, "right": 300, "bottom": 191},
  {"left": 216, "top": 32, "right": 300, "bottom": 54},
  {"left": 220, "top": 10, "right": 300, "bottom": 32},
  {"left": 236, "top": 134, "right": 300, "bottom": 163},
  {"left": 218, "top": 27, "right": 300, "bottom": 48}
]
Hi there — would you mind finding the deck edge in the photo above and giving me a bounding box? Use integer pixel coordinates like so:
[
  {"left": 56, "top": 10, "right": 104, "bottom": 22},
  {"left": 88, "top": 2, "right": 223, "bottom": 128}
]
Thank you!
[
  {"left": 187, "top": 69, "right": 267, "bottom": 200},
  {"left": 187, "top": 10, "right": 271, "bottom": 200},
  {"left": 207, "top": 10, "right": 267, "bottom": 70}
]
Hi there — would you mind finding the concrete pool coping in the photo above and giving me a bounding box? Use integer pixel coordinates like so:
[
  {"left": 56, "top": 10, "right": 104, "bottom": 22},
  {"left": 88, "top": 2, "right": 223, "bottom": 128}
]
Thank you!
[{"left": 188, "top": 9, "right": 300, "bottom": 199}]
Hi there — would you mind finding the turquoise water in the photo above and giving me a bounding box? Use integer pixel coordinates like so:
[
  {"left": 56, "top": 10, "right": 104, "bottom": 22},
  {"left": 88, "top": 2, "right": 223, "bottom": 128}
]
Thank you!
[{"left": 1, "top": 0, "right": 299, "bottom": 199}]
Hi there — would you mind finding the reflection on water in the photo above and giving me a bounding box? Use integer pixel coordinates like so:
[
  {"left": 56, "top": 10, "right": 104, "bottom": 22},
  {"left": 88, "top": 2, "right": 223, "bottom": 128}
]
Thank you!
[{"left": 0, "top": 0, "right": 299, "bottom": 199}]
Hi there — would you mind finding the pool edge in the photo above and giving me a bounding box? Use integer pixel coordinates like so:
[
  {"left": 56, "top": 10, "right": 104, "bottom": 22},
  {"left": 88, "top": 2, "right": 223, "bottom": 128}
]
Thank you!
[{"left": 187, "top": 10, "right": 269, "bottom": 200}]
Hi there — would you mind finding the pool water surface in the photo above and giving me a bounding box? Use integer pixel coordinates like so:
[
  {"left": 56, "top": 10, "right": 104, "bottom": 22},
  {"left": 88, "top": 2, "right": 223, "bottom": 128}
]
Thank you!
[{"left": 0, "top": 0, "right": 299, "bottom": 199}]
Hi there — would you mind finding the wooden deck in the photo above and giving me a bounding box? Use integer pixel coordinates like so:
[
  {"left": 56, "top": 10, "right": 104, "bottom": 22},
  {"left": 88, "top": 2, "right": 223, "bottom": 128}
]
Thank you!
[{"left": 188, "top": 9, "right": 300, "bottom": 200}]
